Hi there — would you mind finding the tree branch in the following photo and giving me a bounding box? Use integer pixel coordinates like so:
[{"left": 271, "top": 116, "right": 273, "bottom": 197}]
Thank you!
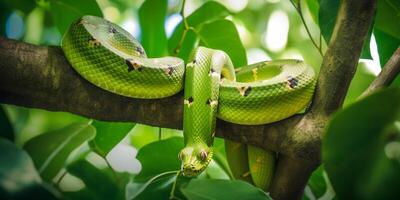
[
  {"left": 0, "top": 36, "right": 299, "bottom": 156},
  {"left": 310, "top": 0, "right": 377, "bottom": 116},
  {"left": 0, "top": 37, "right": 183, "bottom": 129},
  {"left": 362, "top": 47, "right": 400, "bottom": 97}
]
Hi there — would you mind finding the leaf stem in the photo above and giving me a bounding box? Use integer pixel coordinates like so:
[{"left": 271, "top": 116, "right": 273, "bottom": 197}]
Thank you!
[
  {"left": 173, "top": 0, "right": 199, "bottom": 55},
  {"left": 290, "top": 0, "right": 323, "bottom": 57},
  {"left": 104, "top": 156, "right": 119, "bottom": 183},
  {"left": 54, "top": 169, "right": 68, "bottom": 187},
  {"left": 180, "top": 0, "right": 189, "bottom": 30},
  {"left": 169, "top": 171, "right": 183, "bottom": 200}
]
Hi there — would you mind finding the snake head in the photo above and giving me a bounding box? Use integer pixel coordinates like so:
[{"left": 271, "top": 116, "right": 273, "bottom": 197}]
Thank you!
[{"left": 178, "top": 144, "right": 213, "bottom": 177}]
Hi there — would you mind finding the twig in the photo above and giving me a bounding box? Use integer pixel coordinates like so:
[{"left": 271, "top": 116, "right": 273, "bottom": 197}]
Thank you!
[
  {"left": 180, "top": 0, "right": 189, "bottom": 30},
  {"left": 169, "top": 171, "right": 183, "bottom": 200},
  {"left": 173, "top": 0, "right": 191, "bottom": 55},
  {"left": 290, "top": 0, "right": 323, "bottom": 57},
  {"left": 361, "top": 47, "right": 400, "bottom": 97}
]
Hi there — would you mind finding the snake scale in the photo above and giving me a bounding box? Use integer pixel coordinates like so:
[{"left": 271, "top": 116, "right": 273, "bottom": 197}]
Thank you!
[{"left": 61, "top": 16, "right": 316, "bottom": 190}]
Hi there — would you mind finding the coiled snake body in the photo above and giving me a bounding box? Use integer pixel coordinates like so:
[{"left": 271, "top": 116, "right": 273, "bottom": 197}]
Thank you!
[{"left": 62, "top": 16, "right": 316, "bottom": 190}]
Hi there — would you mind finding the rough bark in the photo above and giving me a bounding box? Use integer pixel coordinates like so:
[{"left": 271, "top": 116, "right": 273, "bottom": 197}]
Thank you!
[{"left": 362, "top": 47, "right": 400, "bottom": 97}]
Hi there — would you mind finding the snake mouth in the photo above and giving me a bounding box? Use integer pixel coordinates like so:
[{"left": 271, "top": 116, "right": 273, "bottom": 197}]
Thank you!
[
  {"left": 181, "top": 164, "right": 207, "bottom": 177},
  {"left": 179, "top": 147, "right": 213, "bottom": 177},
  {"left": 181, "top": 158, "right": 211, "bottom": 177}
]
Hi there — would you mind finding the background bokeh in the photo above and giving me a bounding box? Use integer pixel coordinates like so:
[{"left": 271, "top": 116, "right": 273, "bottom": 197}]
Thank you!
[{"left": 1, "top": 0, "right": 399, "bottom": 199}]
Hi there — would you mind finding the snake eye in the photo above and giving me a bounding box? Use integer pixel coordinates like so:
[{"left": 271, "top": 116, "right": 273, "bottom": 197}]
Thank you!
[
  {"left": 178, "top": 151, "right": 185, "bottom": 161},
  {"left": 199, "top": 150, "right": 208, "bottom": 161}
]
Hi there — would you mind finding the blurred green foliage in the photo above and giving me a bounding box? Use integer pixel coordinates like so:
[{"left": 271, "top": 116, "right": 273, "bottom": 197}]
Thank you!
[
  {"left": 0, "top": 0, "right": 399, "bottom": 199},
  {"left": 323, "top": 88, "right": 400, "bottom": 199}
]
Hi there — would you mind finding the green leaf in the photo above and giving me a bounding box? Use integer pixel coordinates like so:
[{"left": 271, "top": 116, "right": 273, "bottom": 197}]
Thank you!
[
  {"left": 1, "top": 105, "right": 29, "bottom": 140},
  {"left": 127, "top": 173, "right": 190, "bottom": 200},
  {"left": 360, "top": 25, "right": 373, "bottom": 59},
  {"left": 343, "top": 62, "right": 376, "bottom": 106},
  {"left": 89, "top": 120, "right": 135, "bottom": 157},
  {"left": 130, "top": 124, "right": 182, "bottom": 149},
  {"left": 136, "top": 137, "right": 183, "bottom": 180},
  {"left": 0, "top": 106, "right": 14, "bottom": 141},
  {"left": 374, "top": 28, "right": 400, "bottom": 67},
  {"left": 304, "top": 165, "right": 336, "bottom": 200},
  {"left": 168, "top": 1, "right": 230, "bottom": 60},
  {"left": 23, "top": 122, "right": 96, "bottom": 181},
  {"left": 0, "top": 138, "right": 59, "bottom": 200},
  {"left": 318, "top": 0, "right": 339, "bottom": 45},
  {"left": 1, "top": 0, "right": 36, "bottom": 13},
  {"left": 66, "top": 159, "right": 121, "bottom": 200},
  {"left": 319, "top": 0, "right": 372, "bottom": 58},
  {"left": 323, "top": 88, "right": 400, "bottom": 199},
  {"left": 49, "top": 0, "right": 103, "bottom": 35},
  {"left": 130, "top": 175, "right": 175, "bottom": 200},
  {"left": 375, "top": 0, "right": 400, "bottom": 40},
  {"left": 138, "top": 0, "right": 168, "bottom": 57},
  {"left": 199, "top": 19, "right": 247, "bottom": 67},
  {"left": 306, "top": 166, "right": 326, "bottom": 198},
  {"left": 181, "top": 179, "right": 272, "bottom": 200},
  {"left": 125, "top": 171, "right": 177, "bottom": 200},
  {"left": 305, "top": 0, "right": 320, "bottom": 24}
]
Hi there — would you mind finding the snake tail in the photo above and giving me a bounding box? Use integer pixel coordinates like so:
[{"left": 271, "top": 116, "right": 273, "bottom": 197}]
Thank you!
[
  {"left": 224, "top": 140, "right": 253, "bottom": 183},
  {"left": 247, "top": 146, "right": 276, "bottom": 190}
]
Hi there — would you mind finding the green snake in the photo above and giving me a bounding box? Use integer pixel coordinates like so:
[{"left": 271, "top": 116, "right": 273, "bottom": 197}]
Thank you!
[{"left": 61, "top": 16, "right": 316, "bottom": 190}]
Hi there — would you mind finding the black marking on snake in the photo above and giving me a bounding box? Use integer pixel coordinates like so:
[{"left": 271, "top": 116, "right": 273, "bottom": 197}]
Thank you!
[
  {"left": 164, "top": 66, "right": 174, "bottom": 75},
  {"left": 287, "top": 76, "right": 298, "bottom": 89},
  {"left": 244, "top": 86, "right": 252, "bottom": 97},
  {"left": 184, "top": 96, "right": 194, "bottom": 107},
  {"left": 237, "top": 86, "right": 252, "bottom": 97},
  {"left": 206, "top": 98, "right": 218, "bottom": 107},
  {"left": 206, "top": 98, "right": 214, "bottom": 105},
  {"left": 126, "top": 59, "right": 134, "bottom": 72},
  {"left": 210, "top": 68, "right": 215, "bottom": 73},
  {"left": 109, "top": 26, "right": 117, "bottom": 34},
  {"left": 125, "top": 59, "right": 142, "bottom": 72},
  {"left": 88, "top": 37, "right": 100, "bottom": 47},
  {"left": 136, "top": 46, "right": 145, "bottom": 55},
  {"left": 192, "top": 59, "right": 197, "bottom": 64}
]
